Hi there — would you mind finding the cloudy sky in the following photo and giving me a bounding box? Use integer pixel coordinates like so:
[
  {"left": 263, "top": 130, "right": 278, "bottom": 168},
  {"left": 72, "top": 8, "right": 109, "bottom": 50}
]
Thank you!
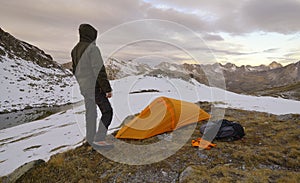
[{"left": 1, "top": 0, "right": 300, "bottom": 66}]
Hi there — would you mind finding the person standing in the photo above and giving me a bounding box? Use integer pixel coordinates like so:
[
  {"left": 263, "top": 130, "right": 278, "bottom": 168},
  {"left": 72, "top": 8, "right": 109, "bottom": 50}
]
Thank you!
[{"left": 71, "top": 23, "right": 113, "bottom": 148}]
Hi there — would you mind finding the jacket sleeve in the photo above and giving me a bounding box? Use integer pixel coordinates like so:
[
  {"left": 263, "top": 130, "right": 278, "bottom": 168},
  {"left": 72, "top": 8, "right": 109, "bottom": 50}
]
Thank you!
[
  {"left": 71, "top": 49, "right": 76, "bottom": 74},
  {"left": 89, "top": 45, "right": 112, "bottom": 93}
]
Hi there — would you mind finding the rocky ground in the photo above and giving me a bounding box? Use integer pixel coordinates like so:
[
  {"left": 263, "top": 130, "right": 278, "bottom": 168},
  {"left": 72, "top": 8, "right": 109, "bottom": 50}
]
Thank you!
[{"left": 2, "top": 103, "right": 300, "bottom": 183}]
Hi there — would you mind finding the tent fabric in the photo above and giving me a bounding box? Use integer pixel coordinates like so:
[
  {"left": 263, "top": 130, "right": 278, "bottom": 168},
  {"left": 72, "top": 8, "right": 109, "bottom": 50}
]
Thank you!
[{"left": 115, "top": 97, "right": 210, "bottom": 139}]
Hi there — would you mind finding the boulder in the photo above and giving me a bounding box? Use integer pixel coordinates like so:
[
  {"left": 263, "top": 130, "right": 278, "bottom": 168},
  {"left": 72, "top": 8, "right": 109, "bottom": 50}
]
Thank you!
[{"left": 2, "top": 159, "right": 45, "bottom": 183}]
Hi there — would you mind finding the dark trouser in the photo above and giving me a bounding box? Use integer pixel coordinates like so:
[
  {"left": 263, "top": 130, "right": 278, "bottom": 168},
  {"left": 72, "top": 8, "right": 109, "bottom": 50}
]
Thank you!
[{"left": 83, "top": 87, "right": 113, "bottom": 144}]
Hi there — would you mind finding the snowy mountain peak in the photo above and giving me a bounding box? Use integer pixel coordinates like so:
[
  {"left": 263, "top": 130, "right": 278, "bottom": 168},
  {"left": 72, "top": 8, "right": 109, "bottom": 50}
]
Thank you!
[
  {"left": 268, "top": 61, "right": 283, "bottom": 69},
  {"left": 220, "top": 62, "right": 283, "bottom": 72},
  {"left": 223, "top": 63, "right": 237, "bottom": 71},
  {"left": 105, "top": 57, "right": 152, "bottom": 80},
  {"left": 155, "top": 62, "right": 182, "bottom": 71}
]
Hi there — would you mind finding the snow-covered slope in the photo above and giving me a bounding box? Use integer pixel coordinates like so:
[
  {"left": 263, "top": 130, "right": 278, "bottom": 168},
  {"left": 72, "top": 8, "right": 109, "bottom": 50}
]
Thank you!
[
  {"left": 1, "top": 75, "right": 300, "bottom": 176},
  {"left": 0, "top": 56, "right": 82, "bottom": 112},
  {"left": 106, "top": 58, "right": 152, "bottom": 79},
  {"left": 0, "top": 28, "right": 83, "bottom": 112}
]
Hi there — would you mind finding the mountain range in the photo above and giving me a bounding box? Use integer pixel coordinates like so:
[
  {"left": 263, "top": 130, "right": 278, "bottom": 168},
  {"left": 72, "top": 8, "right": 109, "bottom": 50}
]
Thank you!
[{"left": 101, "top": 58, "right": 300, "bottom": 100}]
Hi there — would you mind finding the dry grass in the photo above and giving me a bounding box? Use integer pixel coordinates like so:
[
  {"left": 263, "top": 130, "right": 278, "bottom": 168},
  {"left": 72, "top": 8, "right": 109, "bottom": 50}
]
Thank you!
[
  {"left": 4, "top": 104, "right": 300, "bottom": 183},
  {"left": 252, "top": 82, "right": 300, "bottom": 100}
]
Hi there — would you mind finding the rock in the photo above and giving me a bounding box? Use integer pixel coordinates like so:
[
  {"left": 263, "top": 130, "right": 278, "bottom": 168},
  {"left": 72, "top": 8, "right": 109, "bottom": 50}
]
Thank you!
[
  {"left": 3, "top": 159, "right": 45, "bottom": 183},
  {"left": 162, "top": 170, "right": 168, "bottom": 177},
  {"left": 197, "top": 151, "right": 208, "bottom": 159},
  {"left": 179, "top": 166, "right": 195, "bottom": 183},
  {"left": 276, "top": 114, "right": 292, "bottom": 121},
  {"left": 179, "top": 166, "right": 212, "bottom": 183}
]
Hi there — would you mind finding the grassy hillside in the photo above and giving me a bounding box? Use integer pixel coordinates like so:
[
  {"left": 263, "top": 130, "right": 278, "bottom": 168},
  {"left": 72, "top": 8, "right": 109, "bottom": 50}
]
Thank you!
[
  {"left": 252, "top": 82, "right": 300, "bottom": 101},
  {"left": 3, "top": 104, "right": 300, "bottom": 182}
]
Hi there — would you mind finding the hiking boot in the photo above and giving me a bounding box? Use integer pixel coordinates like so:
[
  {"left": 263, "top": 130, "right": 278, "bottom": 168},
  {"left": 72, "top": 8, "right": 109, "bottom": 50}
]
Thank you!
[{"left": 92, "top": 141, "right": 114, "bottom": 149}]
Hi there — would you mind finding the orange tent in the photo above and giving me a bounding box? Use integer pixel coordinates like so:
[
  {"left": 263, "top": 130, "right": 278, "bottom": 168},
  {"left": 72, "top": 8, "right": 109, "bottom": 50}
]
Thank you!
[{"left": 115, "top": 97, "right": 210, "bottom": 139}]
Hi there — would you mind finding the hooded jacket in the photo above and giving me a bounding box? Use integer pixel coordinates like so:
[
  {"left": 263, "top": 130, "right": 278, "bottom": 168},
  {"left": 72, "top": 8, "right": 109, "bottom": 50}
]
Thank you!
[{"left": 71, "top": 24, "right": 112, "bottom": 93}]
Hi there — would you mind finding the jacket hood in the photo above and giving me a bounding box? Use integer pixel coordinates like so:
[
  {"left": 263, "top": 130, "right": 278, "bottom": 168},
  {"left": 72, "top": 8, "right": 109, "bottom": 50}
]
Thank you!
[{"left": 79, "top": 24, "right": 97, "bottom": 43}]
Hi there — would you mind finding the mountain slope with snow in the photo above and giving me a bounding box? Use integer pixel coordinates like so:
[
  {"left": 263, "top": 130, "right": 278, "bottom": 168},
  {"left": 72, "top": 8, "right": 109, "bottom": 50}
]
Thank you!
[
  {"left": 0, "top": 28, "right": 82, "bottom": 112},
  {"left": 0, "top": 56, "right": 82, "bottom": 112},
  {"left": 1, "top": 75, "right": 300, "bottom": 176},
  {"left": 106, "top": 58, "right": 152, "bottom": 79}
]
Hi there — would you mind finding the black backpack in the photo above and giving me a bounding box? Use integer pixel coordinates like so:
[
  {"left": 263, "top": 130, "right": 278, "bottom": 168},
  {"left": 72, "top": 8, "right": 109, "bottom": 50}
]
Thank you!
[{"left": 200, "top": 119, "right": 245, "bottom": 141}]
